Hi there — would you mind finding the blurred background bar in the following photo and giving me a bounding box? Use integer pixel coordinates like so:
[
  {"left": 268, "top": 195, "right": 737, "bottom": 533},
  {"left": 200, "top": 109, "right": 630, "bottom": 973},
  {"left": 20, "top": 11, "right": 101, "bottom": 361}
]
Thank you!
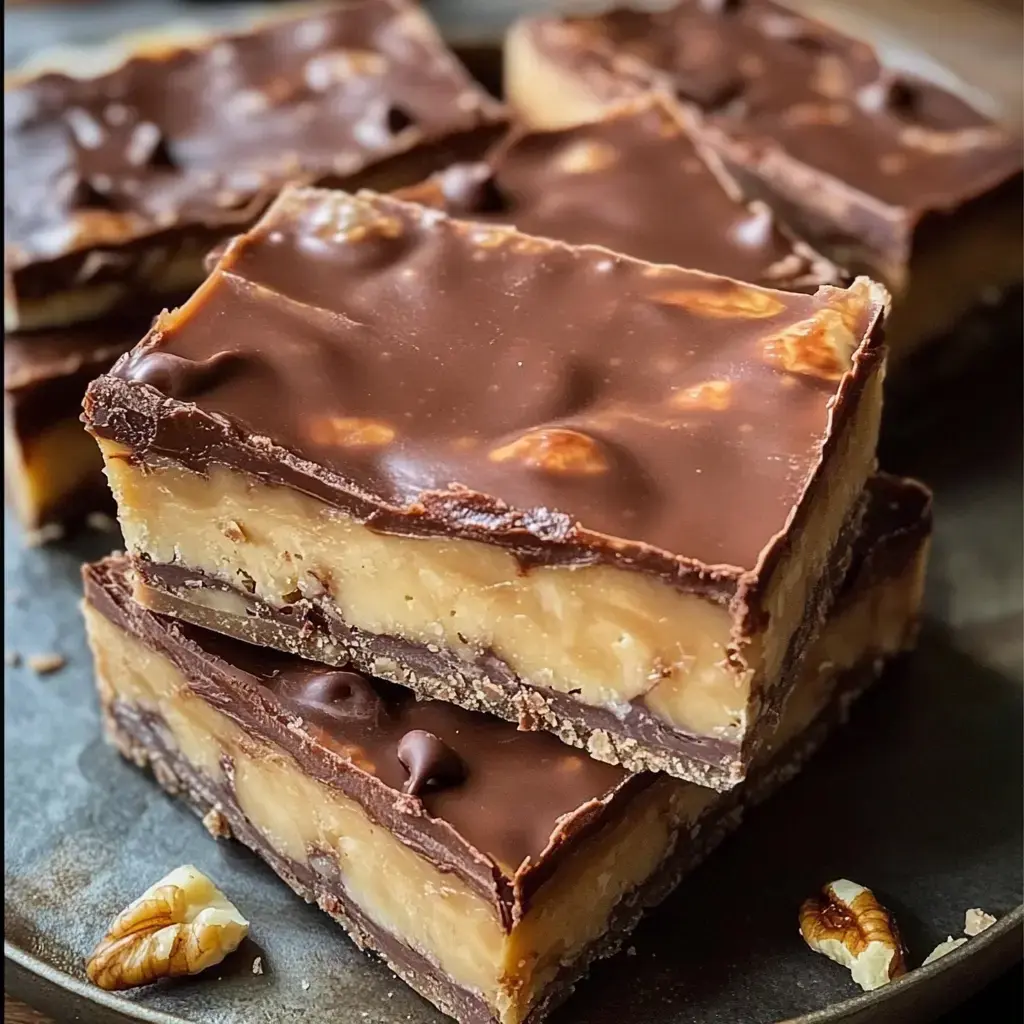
[{"left": 4, "top": 0, "right": 1023, "bottom": 124}]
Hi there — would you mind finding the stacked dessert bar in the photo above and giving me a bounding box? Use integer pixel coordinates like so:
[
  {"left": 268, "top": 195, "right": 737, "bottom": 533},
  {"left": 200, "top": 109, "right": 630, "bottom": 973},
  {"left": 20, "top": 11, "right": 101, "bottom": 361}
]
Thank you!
[
  {"left": 10, "top": 0, "right": 1019, "bottom": 1019},
  {"left": 3, "top": 0, "right": 504, "bottom": 538},
  {"left": 81, "top": 182, "right": 931, "bottom": 1019}
]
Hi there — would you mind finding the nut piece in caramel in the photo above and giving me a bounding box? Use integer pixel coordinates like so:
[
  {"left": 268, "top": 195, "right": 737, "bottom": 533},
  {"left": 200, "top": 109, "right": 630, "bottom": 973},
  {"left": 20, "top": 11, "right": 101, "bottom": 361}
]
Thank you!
[
  {"left": 556, "top": 139, "right": 619, "bottom": 174},
  {"left": 308, "top": 417, "right": 396, "bottom": 448},
  {"left": 820, "top": 277, "right": 875, "bottom": 335},
  {"left": 672, "top": 380, "right": 733, "bottom": 411},
  {"left": 653, "top": 284, "right": 786, "bottom": 320},
  {"left": 489, "top": 427, "right": 608, "bottom": 475},
  {"left": 304, "top": 49, "right": 388, "bottom": 91},
  {"left": 766, "top": 277, "right": 878, "bottom": 379},
  {"left": 799, "top": 879, "right": 906, "bottom": 991},
  {"left": 763, "top": 309, "right": 854, "bottom": 380},
  {"left": 86, "top": 864, "right": 249, "bottom": 991}
]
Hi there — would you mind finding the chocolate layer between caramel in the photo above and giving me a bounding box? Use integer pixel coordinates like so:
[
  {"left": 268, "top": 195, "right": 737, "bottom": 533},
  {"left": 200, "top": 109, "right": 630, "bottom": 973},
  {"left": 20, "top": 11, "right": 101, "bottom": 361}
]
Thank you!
[
  {"left": 4, "top": 0, "right": 505, "bottom": 331},
  {"left": 396, "top": 96, "right": 839, "bottom": 290},
  {"left": 84, "top": 186, "right": 888, "bottom": 786},
  {"left": 83, "top": 472, "right": 928, "bottom": 1021}
]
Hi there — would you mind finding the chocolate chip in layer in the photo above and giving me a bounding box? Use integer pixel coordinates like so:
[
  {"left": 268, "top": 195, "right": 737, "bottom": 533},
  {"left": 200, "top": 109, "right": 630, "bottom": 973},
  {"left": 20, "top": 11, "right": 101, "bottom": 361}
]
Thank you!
[
  {"left": 83, "top": 556, "right": 631, "bottom": 885},
  {"left": 4, "top": 0, "right": 506, "bottom": 328},
  {"left": 87, "top": 186, "right": 887, "bottom": 576},
  {"left": 398, "top": 96, "right": 838, "bottom": 289}
]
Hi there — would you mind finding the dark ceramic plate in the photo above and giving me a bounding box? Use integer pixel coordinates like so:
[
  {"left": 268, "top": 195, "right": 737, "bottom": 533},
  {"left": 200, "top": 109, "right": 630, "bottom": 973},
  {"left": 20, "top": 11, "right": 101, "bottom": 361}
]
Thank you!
[{"left": 4, "top": 3, "right": 1023, "bottom": 1022}]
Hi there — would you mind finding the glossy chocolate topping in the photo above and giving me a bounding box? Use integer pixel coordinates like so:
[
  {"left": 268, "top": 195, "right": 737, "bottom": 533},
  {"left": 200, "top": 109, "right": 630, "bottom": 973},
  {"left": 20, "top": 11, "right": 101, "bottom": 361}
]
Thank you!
[
  {"left": 5, "top": 0, "right": 503, "bottom": 273},
  {"left": 397, "top": 98, "right": 835, "bottom": 287},
  {"left": 85, "top": 555, "right": 627, "bottom": 877},
  {"left": 534, "top": 0, "right": 1020, "bottom": 209},
  {"left": 90, "top": 187, "right": 886, "bottom": 575}
]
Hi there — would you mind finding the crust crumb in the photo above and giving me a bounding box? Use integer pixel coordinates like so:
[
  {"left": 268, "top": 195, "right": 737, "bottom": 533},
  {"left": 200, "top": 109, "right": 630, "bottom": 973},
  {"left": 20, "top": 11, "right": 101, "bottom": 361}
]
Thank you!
[{"left": 28, "top": 652, "right": 66, "bottom": 675}]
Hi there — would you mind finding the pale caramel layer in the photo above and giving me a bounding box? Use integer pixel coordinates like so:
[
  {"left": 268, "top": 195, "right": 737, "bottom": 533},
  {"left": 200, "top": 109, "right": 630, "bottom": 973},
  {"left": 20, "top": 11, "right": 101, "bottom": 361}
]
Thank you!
[
  {"left": 101, "top": 374, "right": 879, "bottom": 747},
  {"left": 4, "top": 414, "right": 103, "bottom": 532},
  {"left": 85, "top": 606, "right": 713, "bottom": 1024}
]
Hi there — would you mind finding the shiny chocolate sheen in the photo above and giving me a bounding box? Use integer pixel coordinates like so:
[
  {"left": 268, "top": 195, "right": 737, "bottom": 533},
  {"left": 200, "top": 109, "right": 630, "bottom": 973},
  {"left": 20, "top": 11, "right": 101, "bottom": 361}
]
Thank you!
[
  {"left": 396, "top": 98, "right": 835, "bottom": 288},
  {"left": 5, "top": 0, "right": 503, "bottom": 272},
  {"left": 532, "top": 0, "right": 1020, "bottom": 210},
  {"left": 397, "top": 729, "right": 466, "bottom": 796},
  {"left": 84, "top": 556, "right": 627, "bottom": 878},
  {"left": 95, "top": 187, "right": 885, "bottom": 571}
]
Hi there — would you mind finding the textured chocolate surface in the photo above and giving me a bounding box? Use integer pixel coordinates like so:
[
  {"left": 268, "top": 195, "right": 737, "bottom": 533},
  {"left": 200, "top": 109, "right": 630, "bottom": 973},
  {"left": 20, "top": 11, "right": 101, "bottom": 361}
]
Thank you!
[
  {"left": 525, "top": 1, "right": 1021, "bottom": 228},
  {"left": 85, "top": 186, "right": 886, "bottom": 583},
  {"left": 4, "top": 0, "right": 504, "bottom": 296},
  {"left": 84, "top": 554, "right": 638, "bottom": 911},
  {"left": 5, "top": 312, "right": 153, "bottom": 440},
  {"left": 396, "top": 97, "right": 836, "bottom": 288}
]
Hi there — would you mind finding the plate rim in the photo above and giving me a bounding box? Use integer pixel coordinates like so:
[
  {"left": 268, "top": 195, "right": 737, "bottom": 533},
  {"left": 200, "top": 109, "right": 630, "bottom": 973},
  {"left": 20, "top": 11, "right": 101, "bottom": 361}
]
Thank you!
[{"left": 6, "top": 905, "right": 1022, "bottom": 1023}]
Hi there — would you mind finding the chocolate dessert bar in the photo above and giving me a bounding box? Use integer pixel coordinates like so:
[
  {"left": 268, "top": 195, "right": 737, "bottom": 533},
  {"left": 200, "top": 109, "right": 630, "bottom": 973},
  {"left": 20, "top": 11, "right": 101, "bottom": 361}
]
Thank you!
[
  {"left": 82, "top": 474, "right": 930, "bottom": 1023},
  {"left": 5, "top": 315, "right": 147, "bottom": 539},
  {"left": 507, "top": 0, "right": 1022, "bottom": 359},
  {"left": 397, "top": 95, "right": 838, "bottom": 290},
  {"left": 4, "top": 0, "right": 505, "bottom": 331},
  {"left": 84, "top": 185, "right": 889, "bottom": 790}
]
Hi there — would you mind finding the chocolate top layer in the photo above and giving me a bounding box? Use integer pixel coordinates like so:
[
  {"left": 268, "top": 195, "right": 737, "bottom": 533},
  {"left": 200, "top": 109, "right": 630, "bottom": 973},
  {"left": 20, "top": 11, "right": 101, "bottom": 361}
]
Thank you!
[
  {"left": 532, "top": 0, "right": 1020, "bottom": 211},
  {"left": 5, "top": 0, "right": 502, "bottom": 273},
  {"left": 88, "top": 187, "right": 886, "bottom": 582},
  {"left": 397, "top": 98, "right": 836, "bottom": 288},
  {"left": 85, "top": 555, "right": 628, "bottom": 880}
]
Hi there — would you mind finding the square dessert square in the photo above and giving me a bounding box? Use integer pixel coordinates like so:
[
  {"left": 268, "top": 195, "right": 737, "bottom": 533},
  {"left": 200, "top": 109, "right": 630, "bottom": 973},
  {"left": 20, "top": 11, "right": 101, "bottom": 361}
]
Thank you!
[
  {"left": 84, "top": 185, "right": 888, "bottom": 790},
  {"left": 4, "top": 0, "right": 505, "bottom": 331},
  {"left": 81, "top": 474, "right": 930, "bottom": 1022},
  {"left": 4, "top": 314, "right": 149, "bottom": 539},
  {"left": 507, "top": 0, "right": 1022, "bottom": 359},
  {"left": 396, "top": 95, "right": 838, "bottom": 290}
]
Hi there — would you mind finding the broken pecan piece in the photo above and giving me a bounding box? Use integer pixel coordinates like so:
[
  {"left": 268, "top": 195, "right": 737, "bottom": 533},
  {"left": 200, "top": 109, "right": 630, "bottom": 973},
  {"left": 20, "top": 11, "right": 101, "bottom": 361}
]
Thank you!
[
  {"left": 799, "top": 879, "right": 906, "bottom": 991},
  {"left": 86, "top": 864, "right": 249, "bottom": 990}
]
